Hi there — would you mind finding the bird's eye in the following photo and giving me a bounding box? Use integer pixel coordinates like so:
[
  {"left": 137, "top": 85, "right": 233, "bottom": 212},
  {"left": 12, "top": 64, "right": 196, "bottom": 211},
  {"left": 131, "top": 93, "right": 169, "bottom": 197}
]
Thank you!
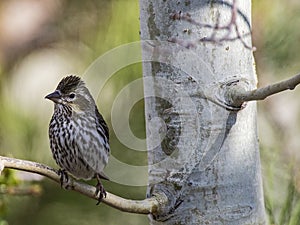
[{"left": 69, "top": 93, "right": 75, "bottom": 99}]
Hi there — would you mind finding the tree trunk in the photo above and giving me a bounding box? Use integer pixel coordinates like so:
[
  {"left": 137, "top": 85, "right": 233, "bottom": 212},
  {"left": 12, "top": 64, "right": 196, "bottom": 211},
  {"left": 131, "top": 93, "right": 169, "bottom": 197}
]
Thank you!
[{"left": 140, "top": 0, "right": 266, "bottom": 224}]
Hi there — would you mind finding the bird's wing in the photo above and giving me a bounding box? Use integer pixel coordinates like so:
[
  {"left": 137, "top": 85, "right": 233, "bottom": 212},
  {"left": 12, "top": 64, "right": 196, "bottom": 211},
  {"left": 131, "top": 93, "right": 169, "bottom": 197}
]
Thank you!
[
  {"left": 77, "top": 128, "right": 109, "bottom": 174},
  {"left": 95, "top": 107, "right": 109, "bottom": 144},
  {"left": 76, "top": 108, "right": 109, "bottom": 176}
]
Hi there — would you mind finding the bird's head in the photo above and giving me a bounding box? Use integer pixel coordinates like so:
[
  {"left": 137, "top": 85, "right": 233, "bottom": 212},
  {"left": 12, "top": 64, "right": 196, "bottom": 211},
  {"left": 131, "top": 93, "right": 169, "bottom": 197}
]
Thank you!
[{"left": 45, "top": 75, "right": 95, "bottom": 113}]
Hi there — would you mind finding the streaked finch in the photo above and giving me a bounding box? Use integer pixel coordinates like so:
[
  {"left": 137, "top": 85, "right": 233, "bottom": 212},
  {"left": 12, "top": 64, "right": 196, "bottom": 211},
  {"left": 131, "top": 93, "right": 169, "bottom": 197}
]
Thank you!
[{"left": 45, "top": 75, "right": 110, "bottom": 204}]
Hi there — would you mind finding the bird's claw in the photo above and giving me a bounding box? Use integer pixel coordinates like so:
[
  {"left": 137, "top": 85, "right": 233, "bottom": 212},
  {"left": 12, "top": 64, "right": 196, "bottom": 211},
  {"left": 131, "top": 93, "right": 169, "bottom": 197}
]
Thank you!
[
  {"left": 58, "top": 169, "right": 70, "bottom": 189},
  {"left": 95, "top": 180, "right": 107, "bottom": 205}
]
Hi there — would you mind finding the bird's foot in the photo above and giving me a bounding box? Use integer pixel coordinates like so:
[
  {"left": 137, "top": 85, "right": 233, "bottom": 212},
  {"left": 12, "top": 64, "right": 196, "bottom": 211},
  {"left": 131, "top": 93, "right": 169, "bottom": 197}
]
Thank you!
[
  {"left": 95, "top": 176, "right": 107, "bottom": 205},
  {"left": 57, "top": 169, "right": 70, "bottom": 189}
]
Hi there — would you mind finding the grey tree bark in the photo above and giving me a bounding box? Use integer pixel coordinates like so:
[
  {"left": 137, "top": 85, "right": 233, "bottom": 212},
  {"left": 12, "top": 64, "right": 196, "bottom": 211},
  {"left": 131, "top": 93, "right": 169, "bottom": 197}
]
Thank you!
[{"left": 140, "top": 0, "right": 266, "bottom": 224}]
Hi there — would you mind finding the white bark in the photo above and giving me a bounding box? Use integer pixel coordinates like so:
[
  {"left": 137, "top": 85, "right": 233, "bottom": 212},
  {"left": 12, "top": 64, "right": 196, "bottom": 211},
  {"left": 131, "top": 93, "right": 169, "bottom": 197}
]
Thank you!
[{"left": 140, "top": 0, "right": 266, "bottom": 224}]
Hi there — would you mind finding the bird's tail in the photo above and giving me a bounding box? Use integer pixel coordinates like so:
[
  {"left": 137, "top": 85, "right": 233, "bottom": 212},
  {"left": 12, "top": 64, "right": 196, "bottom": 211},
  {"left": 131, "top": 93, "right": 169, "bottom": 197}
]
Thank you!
[{"left": 98, "top": 171, "right": 110, "bottom": 181}]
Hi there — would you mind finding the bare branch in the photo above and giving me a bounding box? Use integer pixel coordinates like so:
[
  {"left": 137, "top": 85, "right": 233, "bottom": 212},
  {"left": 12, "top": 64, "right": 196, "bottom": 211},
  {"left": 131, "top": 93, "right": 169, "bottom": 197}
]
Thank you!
[
  {"left": 169, "top": 1, "right": 255, "bottom": 51},
  {"left": 228, "top": 73, "right": 300, "bottom": 106},
  {"left": 170, "top": 11, "right": 214, "bottom": 29},
  {"left": 0, "top": 156, "right": 162, "bottom": 215}
]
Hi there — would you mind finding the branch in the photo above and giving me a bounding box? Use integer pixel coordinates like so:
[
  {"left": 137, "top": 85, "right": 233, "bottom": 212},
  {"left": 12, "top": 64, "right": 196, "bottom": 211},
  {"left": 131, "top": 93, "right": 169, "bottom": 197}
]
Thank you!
[
  {"left": 169, "top": 0, "right": 255, "bottom": 50},
  {"left": 226, "top": 73, "right": 300, "bottom": 108},
  {"left": 0, "top": 156, "right": 162, "bottom": 215}
]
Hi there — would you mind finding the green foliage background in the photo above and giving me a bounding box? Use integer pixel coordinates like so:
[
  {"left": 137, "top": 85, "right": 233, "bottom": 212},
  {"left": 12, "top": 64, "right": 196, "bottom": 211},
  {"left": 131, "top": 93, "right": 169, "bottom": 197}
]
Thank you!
[
  {"left": 0, "top": 1, "right": 148, "bottom": 224},
  {"left": 0, "top": 0, "right": 300, "bottom": 224}
]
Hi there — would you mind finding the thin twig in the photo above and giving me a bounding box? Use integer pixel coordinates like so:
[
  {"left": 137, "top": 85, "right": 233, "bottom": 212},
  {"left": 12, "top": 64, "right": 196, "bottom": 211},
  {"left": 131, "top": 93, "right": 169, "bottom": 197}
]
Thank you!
[
  {"left": 170, "top": 11, "right": 214, "bottom": 29},
  {"left": 169, "top": 0, "right": 255, "bottom": 51},
  {"left": 0, "top": 156, "right": 161, "bottom": 214}
]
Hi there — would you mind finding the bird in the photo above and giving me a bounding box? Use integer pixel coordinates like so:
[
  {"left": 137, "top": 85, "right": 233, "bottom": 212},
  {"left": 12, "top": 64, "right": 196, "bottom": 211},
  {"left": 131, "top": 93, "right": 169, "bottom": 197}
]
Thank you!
[{"left": 45, "top": 75, "right": 110, "bottom": 204}]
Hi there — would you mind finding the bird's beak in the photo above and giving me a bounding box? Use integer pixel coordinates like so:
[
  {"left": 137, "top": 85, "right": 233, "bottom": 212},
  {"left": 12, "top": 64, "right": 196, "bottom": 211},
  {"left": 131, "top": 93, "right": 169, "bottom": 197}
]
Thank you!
[{"left": 45, "top": 90, "right": 62, "bottom": 103}]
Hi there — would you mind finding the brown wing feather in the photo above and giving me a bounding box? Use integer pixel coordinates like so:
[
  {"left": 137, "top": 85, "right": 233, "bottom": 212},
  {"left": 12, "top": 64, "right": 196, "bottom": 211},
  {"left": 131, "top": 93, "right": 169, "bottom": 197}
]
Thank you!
[{"left": 95, "top": 106, "right": 109, "bottom": 142}]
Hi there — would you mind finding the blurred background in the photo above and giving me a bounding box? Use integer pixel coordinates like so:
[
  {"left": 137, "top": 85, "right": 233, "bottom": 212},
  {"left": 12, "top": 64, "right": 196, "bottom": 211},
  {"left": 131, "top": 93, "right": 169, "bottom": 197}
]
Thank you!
[{"left": 0, "top": 0, "right": 300, "bottom": 224}]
